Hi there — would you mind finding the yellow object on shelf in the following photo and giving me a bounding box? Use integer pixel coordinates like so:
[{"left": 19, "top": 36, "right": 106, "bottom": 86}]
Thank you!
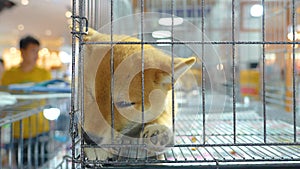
[{"left": 240, "top": 69, "right": 260, "bottom": 99}]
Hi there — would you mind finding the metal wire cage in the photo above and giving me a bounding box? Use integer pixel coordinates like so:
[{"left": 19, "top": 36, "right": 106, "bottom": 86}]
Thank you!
[{"left": 70, "top": 0, "right": 300, "bottom": 168}]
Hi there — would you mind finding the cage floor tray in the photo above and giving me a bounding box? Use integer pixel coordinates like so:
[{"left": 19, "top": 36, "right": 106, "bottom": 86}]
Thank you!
[{"left": 81, "top": 111, "right": 300, "bottom": 168}]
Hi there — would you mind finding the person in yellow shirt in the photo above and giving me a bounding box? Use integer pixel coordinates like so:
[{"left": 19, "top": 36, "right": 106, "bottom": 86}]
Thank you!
[{"left": 1, "top": 35, "right": 52, "bottom": 167}]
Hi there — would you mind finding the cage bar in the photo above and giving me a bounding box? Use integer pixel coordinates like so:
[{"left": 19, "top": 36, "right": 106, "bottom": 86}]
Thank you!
[{"left": 71, "top": 0, "right": 300, "bottom": 168}]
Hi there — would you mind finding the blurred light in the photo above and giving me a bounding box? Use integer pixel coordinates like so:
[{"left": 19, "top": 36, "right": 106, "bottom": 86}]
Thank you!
[
  {"left": 39, "top": 48, "right": 50, "bottom": 57},
  {"left": 192, "top": 90, "right": 199, "bottom": 96},
  {"left": 51, "top": 52, "right": 58, "bottom": 57},
  {"left": 10, "top": 47, "right": 17, "bottom": 53},
  {"left": 250, "top": 4, "right": 263, "bottom": 17},
  {"left": 287, "top": 32, "right": 300, "bottom": 41},
  {"left": 292, "top": 53, "right": 300, "bottom": 59},
  {"left": 43, "top": 108, "right": 60, "bottom": 121},
  {"left": 45, "top": 29, "right": 52, "bottom": 36},
  {"left": 266, "top": 53, "right": 276, "bottom": 60},
  {"left": 244, "top": 96, "right": 250, "bottom": 107},
  {"left": 288, "top": 24, "right": 300, "bottom": 33},
  {"left": 40, "top": 48, "right": 49, "bottom": 54},
  {"left": 59, "top": 51, "right": 71, "bottom": 63},
  {"left": 158, "top": 17, "right": 183, "bottom": 26},
  {"left": 21, "top": 0, "right": 29, "bottom": 6},
  {"left": 216, "top": 64, "right": 224, "bottom": 70},
  {"left": 287, "top": 25, "right": 300, "bottom": 41},
  {"left": 265, "top": 53, "right": 276, "bottom": 65},
  {"left": 65, "top": 11, "right": 72, "bottom": 18},
  {"left": 152, "top": 30, "right": 171, "bottom": 39},
  {"left": 18, "top": 24, "right": 24, "bottom": 31}
]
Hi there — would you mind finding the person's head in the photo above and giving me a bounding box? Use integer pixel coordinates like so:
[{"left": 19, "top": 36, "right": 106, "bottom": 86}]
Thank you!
[
  {"left": 19, "top": 35, "right": 40, "bottom": 65},
  {"left": 0, "top": 58, "right": 4, "bottom": 82},
  {"left": 0, "top": 58, "right": 4, "bottom": 71}
]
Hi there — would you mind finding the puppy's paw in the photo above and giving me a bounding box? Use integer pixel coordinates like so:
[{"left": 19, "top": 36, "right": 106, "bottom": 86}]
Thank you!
[
  {"left": 140, "top": 124, "right": 173, "bottom": 152},
  {"left": 84, "top": 148, "right": 114, "bottom": 160}
]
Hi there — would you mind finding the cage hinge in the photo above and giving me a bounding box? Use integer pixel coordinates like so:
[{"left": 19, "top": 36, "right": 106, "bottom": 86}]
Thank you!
[{"left": 71, "top": 16, "right": 88, "bottom": 36}]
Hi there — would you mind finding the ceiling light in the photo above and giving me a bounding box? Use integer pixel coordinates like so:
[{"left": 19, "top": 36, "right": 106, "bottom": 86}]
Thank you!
[
  {"left": 17, "top": 24, "right": 24, "bottom": 31},
  {"left": 250, "top": 4, "right": 263, "bottom": 17},
  {"left": 156, "top": 39, "right": 172, "bottom": 46},
  {"left": 21, "top": 0, "right": 29, "bottom": 6},
  {"left": 65, "top": 11, "right": 72, "bottom": 18},
  {"left": 158, "top": 17, "right": 183, "bottom": 26},
  {"left": 152, "top": 30, "right": 172, "bottom": 39}
]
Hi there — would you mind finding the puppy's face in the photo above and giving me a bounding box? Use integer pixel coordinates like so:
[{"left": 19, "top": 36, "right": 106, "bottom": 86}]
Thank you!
[{"left": 97, "top": 48, "right": 196, "bottom": 124}]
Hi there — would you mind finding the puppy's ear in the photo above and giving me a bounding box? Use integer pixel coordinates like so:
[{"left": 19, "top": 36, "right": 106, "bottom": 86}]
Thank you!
[
  {"left": 157, "top": 57, "right": 196, "bottom": 90},
  {"left": 173, "top": 57, "right": 196, "bottom": 80}
]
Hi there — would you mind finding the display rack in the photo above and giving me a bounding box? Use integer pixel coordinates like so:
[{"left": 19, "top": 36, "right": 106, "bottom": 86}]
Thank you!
[{"left": 0, "top": 93, "right": 71, "bottom": 169}]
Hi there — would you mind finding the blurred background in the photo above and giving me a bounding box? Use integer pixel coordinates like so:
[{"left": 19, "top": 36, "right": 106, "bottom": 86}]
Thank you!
[{"left": 0, "top": 0, "right": 72, "bottom": 79}]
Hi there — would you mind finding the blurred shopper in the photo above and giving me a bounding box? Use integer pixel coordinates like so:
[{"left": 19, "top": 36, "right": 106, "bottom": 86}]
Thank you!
[
  {"left": 2, "top": 36, "right": 51, "bottom": 84},
  {"left": 1, "top": 35, "right": 52, "bottom": 167}
]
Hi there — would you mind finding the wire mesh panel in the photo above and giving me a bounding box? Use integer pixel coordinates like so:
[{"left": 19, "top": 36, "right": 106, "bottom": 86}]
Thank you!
[
  {"left": 70, "top": 0, "right": 300, "bottom": 168},
  {"left": 0, "top": 96, "right": 70, "bottom": 169}
]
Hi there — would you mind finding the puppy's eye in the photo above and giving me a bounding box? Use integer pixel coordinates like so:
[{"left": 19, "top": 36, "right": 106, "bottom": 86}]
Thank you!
[{"left": 115, "top": 101, "right": 135, "bottom": 108}]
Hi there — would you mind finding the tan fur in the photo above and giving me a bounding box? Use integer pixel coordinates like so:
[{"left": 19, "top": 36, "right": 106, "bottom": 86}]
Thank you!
[{"left": 82, "top": 28, "right": 196, "bottom": 160}]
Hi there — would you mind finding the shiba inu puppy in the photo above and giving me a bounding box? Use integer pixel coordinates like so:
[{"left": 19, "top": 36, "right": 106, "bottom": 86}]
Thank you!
[{"left": 82, "top": 27, "right": 196, "bottom": 160}]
